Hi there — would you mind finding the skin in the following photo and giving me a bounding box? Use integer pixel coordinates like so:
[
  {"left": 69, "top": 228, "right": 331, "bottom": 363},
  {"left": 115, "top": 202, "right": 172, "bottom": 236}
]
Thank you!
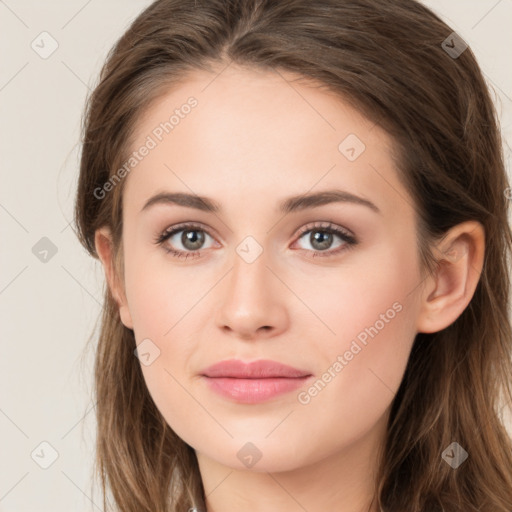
[{"left": 95, "top": 64, "right": 485, "bottom": 512}]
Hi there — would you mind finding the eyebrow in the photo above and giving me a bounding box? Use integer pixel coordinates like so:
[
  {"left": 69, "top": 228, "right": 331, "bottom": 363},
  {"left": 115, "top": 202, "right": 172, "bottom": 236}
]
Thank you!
[{"left": 140, "top": 189, "right": 381, "bottom": 215}]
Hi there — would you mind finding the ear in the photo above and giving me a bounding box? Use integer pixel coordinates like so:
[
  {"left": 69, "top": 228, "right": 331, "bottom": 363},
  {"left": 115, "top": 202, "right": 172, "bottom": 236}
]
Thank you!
[
  {"left": 94, "top": 227, "right": 134, "bottom": 330},
  {"left": 416, "top": 220, "right": 485, "bottom": 334}
]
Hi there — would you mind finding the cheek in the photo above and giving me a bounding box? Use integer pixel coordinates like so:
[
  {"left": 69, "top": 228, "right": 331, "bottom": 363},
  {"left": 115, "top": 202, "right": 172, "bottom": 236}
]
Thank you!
[
  {"left": 126, "top": 265, "right": 204, "bottom": 443},
  {"left": 123, "top": 247, "right": 212, "bottom": 383},
  {"left": 299, "top": 239, "right": 421, "bottom": 396},
  {"left": 124, "top": 244, "right": 206, "bottom": 341},
  {"left": 294, "top": 300, "right": 415, "bottom": 461},
  {"left": 305, "top": 237, "right": 418, "bottom": 334}
]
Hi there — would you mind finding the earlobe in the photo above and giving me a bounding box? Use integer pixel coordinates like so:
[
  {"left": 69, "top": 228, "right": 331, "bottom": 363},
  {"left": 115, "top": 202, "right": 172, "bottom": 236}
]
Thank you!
[
  {"left": 416, "top": 221, "right": 485, "bottom": 334},
  {"left": 94, "top": 227, "right": 134, "bottom": 330}
]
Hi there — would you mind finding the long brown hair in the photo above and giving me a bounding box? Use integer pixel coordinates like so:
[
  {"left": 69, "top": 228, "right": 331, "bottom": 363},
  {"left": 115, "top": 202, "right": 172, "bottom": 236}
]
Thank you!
[{"left": 74, "top": 1, "right": 512, "bottom": 511}]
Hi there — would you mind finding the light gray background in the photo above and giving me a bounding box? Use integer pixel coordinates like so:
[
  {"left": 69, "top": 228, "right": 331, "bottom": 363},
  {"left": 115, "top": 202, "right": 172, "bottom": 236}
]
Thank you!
[{"left": 1, "top": 1, "right": 511, "bottom": 511}]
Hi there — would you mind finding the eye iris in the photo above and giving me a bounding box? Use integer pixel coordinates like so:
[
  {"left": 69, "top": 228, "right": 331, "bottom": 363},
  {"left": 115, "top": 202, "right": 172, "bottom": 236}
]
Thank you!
[
  {"left": 182, "top": 229, "right": 205, "bottom": 250},
  {"left": 311, "top": 230, "right": 333, "bottom": 250}
]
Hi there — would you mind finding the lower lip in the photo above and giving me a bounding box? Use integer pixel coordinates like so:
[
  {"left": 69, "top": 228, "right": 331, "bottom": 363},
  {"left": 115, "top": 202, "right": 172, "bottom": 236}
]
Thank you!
[{"left": 202, "top": 376, "right": 312, "bottom": 403}]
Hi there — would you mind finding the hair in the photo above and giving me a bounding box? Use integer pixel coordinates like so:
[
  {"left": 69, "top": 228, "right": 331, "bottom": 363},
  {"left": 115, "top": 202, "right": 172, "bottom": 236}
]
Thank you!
[{"left": 74, "top": 0, "right": 512, "bottom": 511}]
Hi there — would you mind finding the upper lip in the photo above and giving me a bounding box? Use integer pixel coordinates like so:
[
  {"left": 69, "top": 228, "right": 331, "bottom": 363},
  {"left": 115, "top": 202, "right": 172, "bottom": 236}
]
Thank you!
[{"left": 200, "top": 359, "right": 312, "bottom": 378}]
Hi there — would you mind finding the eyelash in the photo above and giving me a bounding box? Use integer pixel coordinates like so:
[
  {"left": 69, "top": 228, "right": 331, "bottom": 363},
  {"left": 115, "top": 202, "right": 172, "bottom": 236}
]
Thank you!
[{"left": 153, "top": 221, "right": 358, "bottom": 260}]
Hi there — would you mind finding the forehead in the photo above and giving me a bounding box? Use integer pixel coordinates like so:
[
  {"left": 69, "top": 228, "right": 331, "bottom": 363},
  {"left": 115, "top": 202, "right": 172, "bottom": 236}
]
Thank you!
[{"left": 122, "top": 65, "right": 408, "bottom": 219}]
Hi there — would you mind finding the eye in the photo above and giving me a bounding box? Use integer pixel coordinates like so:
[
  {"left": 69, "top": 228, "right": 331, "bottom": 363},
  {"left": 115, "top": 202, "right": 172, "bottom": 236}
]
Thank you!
[
  {"left": 154, "top": 221, "right": 358, "bottom": 260},
  {"left": 154, "top": 223, "right": 216, "bottom": 259},
  {"left": 292, "top": 222, "right": 358, "bottom": 258}
]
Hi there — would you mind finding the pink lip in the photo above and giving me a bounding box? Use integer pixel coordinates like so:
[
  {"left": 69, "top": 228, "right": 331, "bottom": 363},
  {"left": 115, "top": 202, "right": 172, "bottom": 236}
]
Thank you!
[{"left": 200, "top": 359, "right": 313, "bottom": 403}]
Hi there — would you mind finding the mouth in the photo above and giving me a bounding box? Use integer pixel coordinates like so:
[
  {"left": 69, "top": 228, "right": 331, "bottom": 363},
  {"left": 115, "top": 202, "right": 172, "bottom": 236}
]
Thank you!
[
  {"left": 199, "top": 359, "right": 313, "bottom": 403},
  {"left": 200, "top": 358, "right": 311, "bottom": 378},
  {"left": 201, "top": 375, "right": 313, "bottom": 403}
]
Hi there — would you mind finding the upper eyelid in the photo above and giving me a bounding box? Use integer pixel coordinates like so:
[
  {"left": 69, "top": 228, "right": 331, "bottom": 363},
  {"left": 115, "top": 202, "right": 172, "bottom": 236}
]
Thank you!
[
  {"left": 295, "top": 221, "right": 353, "bottom": 237},
  {"left": 161, "top": 221, "right": 216, "bottom": 238}
]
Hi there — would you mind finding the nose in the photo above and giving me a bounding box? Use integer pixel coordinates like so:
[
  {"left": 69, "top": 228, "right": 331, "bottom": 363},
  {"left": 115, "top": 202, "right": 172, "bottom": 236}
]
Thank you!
[{"left": 215, "top": 247, "right": 289, "bottom": 340}]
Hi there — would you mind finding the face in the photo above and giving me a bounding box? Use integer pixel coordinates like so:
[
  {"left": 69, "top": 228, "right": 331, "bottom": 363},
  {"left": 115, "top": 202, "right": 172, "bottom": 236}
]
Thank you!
[{"left": 110, "top": 65, "right": 427, "bottom": 473}]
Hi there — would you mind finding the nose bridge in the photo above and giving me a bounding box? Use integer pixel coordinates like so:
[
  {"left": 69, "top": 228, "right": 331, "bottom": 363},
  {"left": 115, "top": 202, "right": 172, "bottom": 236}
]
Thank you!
[
  {"left": 228, "top": 237, "right": 273, "bottom": 305},
  {"left": 214, "top": 235, "right": 288, "bottom": 337},
  {"left": 222, "top": 229, "right": 266, "bottom": 281}
]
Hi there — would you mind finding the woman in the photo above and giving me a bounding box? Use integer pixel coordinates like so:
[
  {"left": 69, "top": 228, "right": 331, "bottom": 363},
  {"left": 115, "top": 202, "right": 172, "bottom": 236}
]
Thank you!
[{"left": 74, "top": 0, "right": 512, "bottom": 511}]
